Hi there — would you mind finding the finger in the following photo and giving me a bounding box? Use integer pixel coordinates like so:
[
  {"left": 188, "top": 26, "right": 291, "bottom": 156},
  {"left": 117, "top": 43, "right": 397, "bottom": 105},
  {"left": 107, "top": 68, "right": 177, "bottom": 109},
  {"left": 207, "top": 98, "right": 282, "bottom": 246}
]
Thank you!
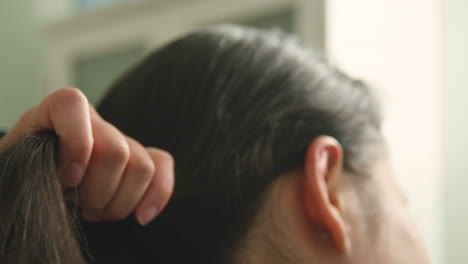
[
  {"left": 78, "top": 116, "right": 130, "bottom": 210},
  {"left": 134, "top": 148, "right": 175, "bottom": 226},
  {"left": 84, "top": 137, "right": 155, "bottom": 221},
  {"left": 0, "top": 88, "right": 94, "bottom": 187}
]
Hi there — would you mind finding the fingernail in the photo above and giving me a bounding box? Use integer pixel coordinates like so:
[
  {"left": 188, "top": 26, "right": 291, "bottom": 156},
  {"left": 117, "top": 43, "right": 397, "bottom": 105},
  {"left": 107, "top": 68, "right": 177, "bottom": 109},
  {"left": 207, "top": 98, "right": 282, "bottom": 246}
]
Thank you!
[
  {"left": 136, "top": 205, "right": 158, "bottom": 226},
  {"left": 64, "top": 163, "right": 84, "bottom": 187}
]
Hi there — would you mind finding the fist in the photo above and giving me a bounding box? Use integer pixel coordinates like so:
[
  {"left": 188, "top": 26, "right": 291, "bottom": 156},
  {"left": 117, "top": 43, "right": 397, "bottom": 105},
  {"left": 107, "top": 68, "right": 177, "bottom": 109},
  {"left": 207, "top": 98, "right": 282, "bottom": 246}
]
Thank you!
[{"left": 0, "top": 88, "right": 174, "bottom": 225}]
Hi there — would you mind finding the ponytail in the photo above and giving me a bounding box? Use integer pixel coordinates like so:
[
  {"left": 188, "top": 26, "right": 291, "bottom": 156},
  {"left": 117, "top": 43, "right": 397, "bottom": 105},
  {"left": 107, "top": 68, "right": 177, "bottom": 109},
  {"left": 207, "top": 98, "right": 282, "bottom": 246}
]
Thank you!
[{"left": 0, "top": 130, "right": 87, "bottom": 264}]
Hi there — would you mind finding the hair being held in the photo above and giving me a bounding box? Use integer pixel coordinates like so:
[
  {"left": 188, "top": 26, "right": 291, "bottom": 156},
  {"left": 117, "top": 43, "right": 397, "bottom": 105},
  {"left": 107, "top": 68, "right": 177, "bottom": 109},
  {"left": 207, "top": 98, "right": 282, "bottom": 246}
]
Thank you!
[{"left": 0, "top": 131, "right": 86, "bottom": 264}]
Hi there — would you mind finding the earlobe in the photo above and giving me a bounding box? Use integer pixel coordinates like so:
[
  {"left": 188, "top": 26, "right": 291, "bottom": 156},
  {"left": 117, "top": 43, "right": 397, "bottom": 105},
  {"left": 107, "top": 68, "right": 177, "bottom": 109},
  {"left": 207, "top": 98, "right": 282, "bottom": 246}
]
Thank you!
[{"left": 302, "top": 136, "right": 352, "bottom": 254}]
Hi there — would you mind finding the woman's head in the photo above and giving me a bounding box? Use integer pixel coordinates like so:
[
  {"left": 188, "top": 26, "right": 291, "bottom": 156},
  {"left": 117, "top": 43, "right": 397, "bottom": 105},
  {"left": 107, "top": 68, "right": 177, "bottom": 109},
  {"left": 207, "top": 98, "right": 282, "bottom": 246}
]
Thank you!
[
  {"left": 0, "top": 25, "right": 429, "bottom": 264},
  {"left": 84, "top": 25, "right": 429, "bottom": 263}
]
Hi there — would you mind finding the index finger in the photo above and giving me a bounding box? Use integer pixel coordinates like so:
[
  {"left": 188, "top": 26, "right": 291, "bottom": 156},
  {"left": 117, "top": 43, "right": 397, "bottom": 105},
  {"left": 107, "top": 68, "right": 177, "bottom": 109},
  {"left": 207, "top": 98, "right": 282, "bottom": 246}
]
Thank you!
[{"left": 1, "top": 88, "right": 94, "bottom": 187}]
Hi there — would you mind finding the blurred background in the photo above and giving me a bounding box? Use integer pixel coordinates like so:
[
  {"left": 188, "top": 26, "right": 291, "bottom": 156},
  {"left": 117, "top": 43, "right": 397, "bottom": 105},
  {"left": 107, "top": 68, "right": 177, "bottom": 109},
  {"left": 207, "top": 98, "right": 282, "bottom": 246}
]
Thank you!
[{"left": 0, "top": 0, "right": 466, "bottom": 263}]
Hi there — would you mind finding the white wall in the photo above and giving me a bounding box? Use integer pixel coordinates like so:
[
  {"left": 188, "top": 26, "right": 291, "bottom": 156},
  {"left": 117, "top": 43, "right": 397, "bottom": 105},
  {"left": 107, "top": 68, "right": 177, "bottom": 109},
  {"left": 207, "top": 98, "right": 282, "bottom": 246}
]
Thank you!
[
  {"left": 34, "top": 0, "right": 73, "bottom": 22},
  {"left": 442, "top": 0, "right": 468, "bottom": 263},
  {"left": 0, "top": 0, "right": 45, "bottom": 127},
  {"left": 0, "top": 0, "right": 74, "bottom": 128},
  {"left": 326, "top": 1, "right": 442, "bottom": 263}
]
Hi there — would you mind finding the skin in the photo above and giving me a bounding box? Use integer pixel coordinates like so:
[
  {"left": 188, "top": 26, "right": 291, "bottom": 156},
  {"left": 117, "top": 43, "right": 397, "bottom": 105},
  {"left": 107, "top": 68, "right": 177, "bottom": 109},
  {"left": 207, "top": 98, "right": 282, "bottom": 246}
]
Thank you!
[
  {"left": 0, "top": 88, "right": 174, "bottom": 226},
  {"left": 238, "top": 136, "right": 431, "bottom": 263}
]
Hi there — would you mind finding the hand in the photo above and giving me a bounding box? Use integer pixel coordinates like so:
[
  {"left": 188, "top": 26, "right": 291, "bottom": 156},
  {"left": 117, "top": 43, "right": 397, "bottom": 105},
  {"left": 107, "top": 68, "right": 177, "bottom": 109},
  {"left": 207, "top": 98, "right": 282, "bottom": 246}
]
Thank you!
[{"left": 0, "top": 88, "right": 174, "bottom": 225}]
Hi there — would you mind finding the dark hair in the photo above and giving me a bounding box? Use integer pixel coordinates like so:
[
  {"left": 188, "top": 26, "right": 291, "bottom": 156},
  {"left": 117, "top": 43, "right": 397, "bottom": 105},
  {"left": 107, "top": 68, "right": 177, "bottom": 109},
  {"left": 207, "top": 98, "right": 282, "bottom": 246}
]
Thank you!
[{"left": 0, "top": 25, "right": 381, "bottom": 263}]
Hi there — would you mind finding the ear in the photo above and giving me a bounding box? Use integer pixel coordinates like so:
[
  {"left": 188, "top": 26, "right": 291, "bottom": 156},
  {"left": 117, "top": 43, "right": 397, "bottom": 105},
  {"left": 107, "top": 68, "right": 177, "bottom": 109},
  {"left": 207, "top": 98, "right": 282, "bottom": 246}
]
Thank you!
[{"left": 303, "top": 136, "right": 351, "bottom": 253}]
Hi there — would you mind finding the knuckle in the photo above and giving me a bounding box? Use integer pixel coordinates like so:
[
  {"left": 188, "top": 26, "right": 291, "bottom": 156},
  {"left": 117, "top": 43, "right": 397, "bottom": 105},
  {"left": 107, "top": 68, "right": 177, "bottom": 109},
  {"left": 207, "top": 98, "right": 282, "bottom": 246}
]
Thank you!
[
  {"left": 111, "top": 142, "right": 131, "bottom": 164},
  {"left": 129, "top": 157, "right": 154, "bottom": 185},
  {"left": 151, "top": 149, "right": 174, "bottom": 167},
  {"left": 53, "top": 87, "right": 89, "bottom": 107},
  {"left": 95, "top": 139, "right": 130, "bottom": 166}
]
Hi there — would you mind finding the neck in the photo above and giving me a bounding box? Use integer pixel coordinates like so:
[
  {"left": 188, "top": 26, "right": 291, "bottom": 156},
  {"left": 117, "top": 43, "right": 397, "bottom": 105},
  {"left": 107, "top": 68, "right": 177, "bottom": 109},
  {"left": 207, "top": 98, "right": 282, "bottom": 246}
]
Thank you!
[{"left": 231, "top": 170, "right": 344, "bottom": 264}]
